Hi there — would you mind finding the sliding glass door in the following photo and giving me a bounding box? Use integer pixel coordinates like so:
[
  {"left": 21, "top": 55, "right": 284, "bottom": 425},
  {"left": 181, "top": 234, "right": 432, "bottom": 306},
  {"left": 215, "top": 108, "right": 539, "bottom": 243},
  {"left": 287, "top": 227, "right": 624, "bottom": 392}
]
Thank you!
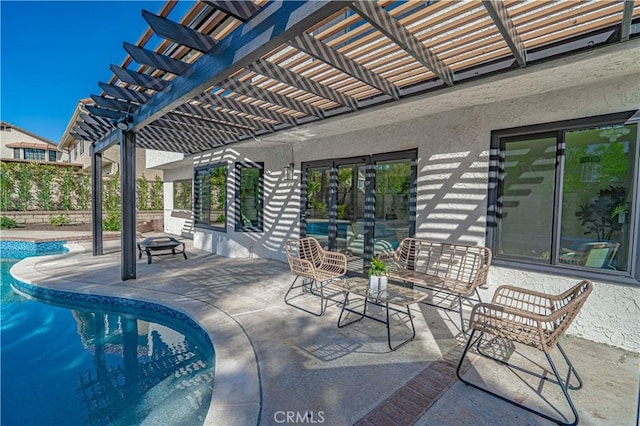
[{"left": 302, "top": 150, "right": 416, "bottom": 274}]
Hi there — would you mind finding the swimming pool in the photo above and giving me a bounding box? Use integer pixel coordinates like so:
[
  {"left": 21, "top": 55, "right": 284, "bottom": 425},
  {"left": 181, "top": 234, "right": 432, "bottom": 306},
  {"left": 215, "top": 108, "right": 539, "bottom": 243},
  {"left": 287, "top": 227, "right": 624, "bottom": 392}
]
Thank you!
[{"left": 1, "top": 244, "right": 215, "bottom": 425}]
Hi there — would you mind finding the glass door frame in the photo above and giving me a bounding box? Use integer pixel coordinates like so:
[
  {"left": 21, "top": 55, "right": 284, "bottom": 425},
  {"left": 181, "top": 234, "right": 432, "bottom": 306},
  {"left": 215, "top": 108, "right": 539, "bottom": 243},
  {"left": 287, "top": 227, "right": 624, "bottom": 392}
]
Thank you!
[{"left": 301, "top": 149, "right": 417, "bottom": 274}]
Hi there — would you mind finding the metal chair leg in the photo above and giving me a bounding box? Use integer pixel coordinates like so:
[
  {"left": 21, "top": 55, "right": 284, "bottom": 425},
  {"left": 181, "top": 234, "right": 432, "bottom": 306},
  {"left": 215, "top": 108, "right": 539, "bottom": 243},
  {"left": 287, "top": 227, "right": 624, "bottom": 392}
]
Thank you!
[
  {"left": 284, "top": 276, "right": 325, "bottom": 316},
  {"left": 457, "top": 329, "right": 580, "bottom": 426}
]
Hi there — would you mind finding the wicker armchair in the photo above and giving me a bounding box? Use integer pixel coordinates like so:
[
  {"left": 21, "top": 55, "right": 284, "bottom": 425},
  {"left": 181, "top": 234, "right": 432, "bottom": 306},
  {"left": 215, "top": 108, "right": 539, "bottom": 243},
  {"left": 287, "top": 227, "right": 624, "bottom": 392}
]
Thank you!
[
  {"left": 284, "top": 238, "right": 347, "bottom": 316},
  {"left": 456, "top": 280, "right": 592, "bottom": 426}
]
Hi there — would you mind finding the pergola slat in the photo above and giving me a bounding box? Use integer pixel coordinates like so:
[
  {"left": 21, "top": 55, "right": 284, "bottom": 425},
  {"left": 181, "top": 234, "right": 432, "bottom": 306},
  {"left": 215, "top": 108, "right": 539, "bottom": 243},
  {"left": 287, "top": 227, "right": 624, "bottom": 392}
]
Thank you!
[
  {"left": 74, "top": 124, "right": 102, "bottom": 141},
  {"left": 156, "top": 116, "right": 248, "bottom": 139},
  {"left": 70, "top": 131, "right": 88, "bottom": 141},
  {"left": 204, "top": 1, "right": 260, "bottom": 22},
  {"left": 621, "top": 0, "right": 635, "bottom": 41},
  {"left": 152, "top": 116, "right": 241, "bottom": 140},
  {"left": 483, "top": 0, "right": 527, "bottom": 66},
  {"left": 141, "top": 126, "right": 224, "bottom": 150},
  {"left": 111, "top": 65, "right": 170, "bottom": 91},
  {"left": 147, "top": 123, "right": 234, "bottom": 145},
  {"left": 196, "top": 91, "right": 297, "bottom": 126},
  {"left": 86, "top": 105, "right": 126, "bottom": 121},
  {"left": 176, "top": 102, "right": 273, "bottom": 131},
  {"left": 123, "top": 42, "right": 189, "bottom": 75},
  {"left": 80, "top": 113, "right": 112, "bottom": 129},
  {"left": 99, "top": 82, "right": 151, "bottom": 103},
  {"left": 165, "top": 112, "right": 253, "bottom": 135},
  {"left": 289, "top": 32, "right": 399, "bottom": 100},
  {"left": 78, "top": 119, "right": 109, "bottom": 137},
  {"left": 129, "top": 1, "right": 348, "bottom": 133},
  {"left": 247, "top": 58, "right": 357, "bottom": 110},
  {"left": 221, "top": 77, "right": 325, "bottom": 118},
  {"left": 90, "top": 95, "right": 138, "bottom": 113},
  {"left": 142, "top": 9, "right": 218, "bottom": 52},
  {"left": 350, "top": 0, "right": 454, "bottom": 86}
]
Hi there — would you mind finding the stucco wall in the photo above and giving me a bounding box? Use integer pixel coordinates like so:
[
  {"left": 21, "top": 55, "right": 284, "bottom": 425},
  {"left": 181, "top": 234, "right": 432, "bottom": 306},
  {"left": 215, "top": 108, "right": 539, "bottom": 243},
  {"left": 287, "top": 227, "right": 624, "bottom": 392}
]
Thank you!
[{"left": 165, "top": 65, "right": 639, "bottom": 351}]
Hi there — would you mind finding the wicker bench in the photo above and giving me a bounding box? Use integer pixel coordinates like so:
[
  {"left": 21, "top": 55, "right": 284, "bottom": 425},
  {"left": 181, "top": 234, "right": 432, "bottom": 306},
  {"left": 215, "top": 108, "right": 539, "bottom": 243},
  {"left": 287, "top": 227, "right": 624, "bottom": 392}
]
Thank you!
[{"left": 378, "top": 238, "right": 492, "bottom": 329}]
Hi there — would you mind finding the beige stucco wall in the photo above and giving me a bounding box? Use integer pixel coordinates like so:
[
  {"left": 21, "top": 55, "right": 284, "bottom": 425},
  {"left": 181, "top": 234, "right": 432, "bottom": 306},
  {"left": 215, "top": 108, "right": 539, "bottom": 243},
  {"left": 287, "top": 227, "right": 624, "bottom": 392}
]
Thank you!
[{"left": 159, "top": 44, "right": 640, "bottom": 351}]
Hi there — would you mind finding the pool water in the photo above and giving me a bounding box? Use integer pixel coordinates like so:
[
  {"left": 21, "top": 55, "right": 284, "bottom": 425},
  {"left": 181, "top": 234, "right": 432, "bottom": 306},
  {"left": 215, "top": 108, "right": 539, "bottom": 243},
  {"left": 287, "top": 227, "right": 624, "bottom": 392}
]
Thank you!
[{"left": 1, "top": 248, "right": 215, "bottom": 425}]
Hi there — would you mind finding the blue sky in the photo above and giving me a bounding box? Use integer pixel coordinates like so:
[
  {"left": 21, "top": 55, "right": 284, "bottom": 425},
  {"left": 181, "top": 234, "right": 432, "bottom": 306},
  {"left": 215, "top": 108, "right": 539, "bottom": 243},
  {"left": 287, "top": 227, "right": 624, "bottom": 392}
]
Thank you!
[{"left": 1, "top": 1, "right": 169, "bottom": 143}]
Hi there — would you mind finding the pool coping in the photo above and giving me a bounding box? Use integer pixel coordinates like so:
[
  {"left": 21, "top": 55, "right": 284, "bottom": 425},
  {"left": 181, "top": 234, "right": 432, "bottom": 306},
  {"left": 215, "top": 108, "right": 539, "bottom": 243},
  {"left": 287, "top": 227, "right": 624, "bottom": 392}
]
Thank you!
[{"left": 9, "top": 243, "right": 261, "bottom": 425}]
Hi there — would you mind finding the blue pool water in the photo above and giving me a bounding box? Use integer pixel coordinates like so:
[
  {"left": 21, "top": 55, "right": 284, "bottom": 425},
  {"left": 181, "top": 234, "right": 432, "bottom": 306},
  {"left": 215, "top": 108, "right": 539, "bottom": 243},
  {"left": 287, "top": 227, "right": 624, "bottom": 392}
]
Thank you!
[{"left": 1, "top": 244, "right": 215, "bottom": 425}]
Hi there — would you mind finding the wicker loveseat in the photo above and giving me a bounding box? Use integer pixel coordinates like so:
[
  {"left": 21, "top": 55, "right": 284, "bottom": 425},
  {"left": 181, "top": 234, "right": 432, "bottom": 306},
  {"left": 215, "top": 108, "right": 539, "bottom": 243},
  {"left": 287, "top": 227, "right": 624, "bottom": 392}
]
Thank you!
[{"left": 378, "top": 238, "right": 492, "bottom": 329}]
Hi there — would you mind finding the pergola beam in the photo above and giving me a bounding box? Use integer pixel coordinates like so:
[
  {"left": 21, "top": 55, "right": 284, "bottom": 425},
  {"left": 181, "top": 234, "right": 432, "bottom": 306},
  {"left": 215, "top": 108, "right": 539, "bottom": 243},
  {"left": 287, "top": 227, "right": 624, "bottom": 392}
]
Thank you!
[
  {"left": 99, "top": 82, "right": 152, "bottom": 103},
  {"left": 621, "top": 0, "right": 635, "bottom": 42},
  {"left": 86, "top": 105, "right": 126, "bottom": 121},
  {"left": 176, "top": 101, "right": 273, "bottom": 131},
  {"left": 350, "top": 0, "right": 454, "bottom": 86},
  {"left": 130, "top": 1, "right": 350, "bottom": 132},
  {"left": 123, "top": 42, "right": 189, "bottom": 75},
  {"left": 142, "top": 9, "right": 218, "bottom": 52},
  {"left": 145, "top": 123, "right": 233, "bottom": 146},
  {"left": 162, "top": 113, "right": 253, "bottom": 137},
  {"left": 90, "top": 95, "right": 139, "bottom": 113},
  {"left": 221, "top": 76, "right": 325, "bottom": 118},
  {"left": 483, "top": 0, "right": 527, "bottom": 67},
  {"left": 111, "top": 65, "right": 170, "bottom": 91},
  {"left": 94, "top": 128, "right": 123, "bottom": 154},
  {"left": 247, "top": 58, "right": 358, "bottom": 110},
  {"left": 195, "top": 91, "right": 295, "bottom": 126},
  {"left": 204, "top": 1, "right": 260, "bottom": 22},
  {"left": 141, "top": 126, "right": 225, "bottom": 150},
  {"left": 289, "top": 32, "right": 400, "bottom": 100}
]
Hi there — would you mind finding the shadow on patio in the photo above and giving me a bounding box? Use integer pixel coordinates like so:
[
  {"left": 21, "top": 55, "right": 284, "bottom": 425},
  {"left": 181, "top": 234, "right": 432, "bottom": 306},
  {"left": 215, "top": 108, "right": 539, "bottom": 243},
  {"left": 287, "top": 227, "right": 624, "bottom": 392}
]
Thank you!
[{"left": 10, "top": 236, "right": 639, "bottom": 425}]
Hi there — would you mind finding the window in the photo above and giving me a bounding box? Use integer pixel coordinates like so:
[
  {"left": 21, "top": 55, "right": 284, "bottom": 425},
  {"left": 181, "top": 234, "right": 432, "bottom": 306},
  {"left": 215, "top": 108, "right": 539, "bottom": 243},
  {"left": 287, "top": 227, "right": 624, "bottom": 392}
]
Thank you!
[
  {"left": 0, "top": 125, "right": 11, "bottom": 132},
  {"left": 48, "top": 150, "right": 57, "bottom": 162},
  {"left": 13, "top": 149, "right": 20, "bottom": 160},
  {"left": 488, "top": 112, "right": 638, "bottom": 282},
  {"left": 74, "top": 143, "right": 78, "bottom": 160},
  {"left": 24, "top": 148, "right": 46, "bottom": 161},
  {"left": 80, "top": 141, "right": 84, "bottom": 156},
  {"left": 235, "top": 162, "right": 263, "bottom": 232},
  {"left": 194, "top": 164, "right": 227, "bottom": 230},
  {"left": 173, "top": 179, "right": 192, "bottom": 210}
]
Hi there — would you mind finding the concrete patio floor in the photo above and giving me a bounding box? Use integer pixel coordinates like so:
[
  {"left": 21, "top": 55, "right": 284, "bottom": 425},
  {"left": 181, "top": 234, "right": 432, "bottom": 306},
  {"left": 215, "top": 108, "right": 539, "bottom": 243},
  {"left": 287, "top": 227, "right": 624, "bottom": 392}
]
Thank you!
[{"left": 8, "top": 234, "right": 639, "bottom": 425}]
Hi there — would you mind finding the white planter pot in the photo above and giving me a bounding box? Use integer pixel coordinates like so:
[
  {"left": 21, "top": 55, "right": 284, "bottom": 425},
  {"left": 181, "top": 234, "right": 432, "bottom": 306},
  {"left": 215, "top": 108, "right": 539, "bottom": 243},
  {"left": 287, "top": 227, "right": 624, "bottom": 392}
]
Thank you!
[{"left": 368, "top": 275, "right": 388, "bottom": 292}]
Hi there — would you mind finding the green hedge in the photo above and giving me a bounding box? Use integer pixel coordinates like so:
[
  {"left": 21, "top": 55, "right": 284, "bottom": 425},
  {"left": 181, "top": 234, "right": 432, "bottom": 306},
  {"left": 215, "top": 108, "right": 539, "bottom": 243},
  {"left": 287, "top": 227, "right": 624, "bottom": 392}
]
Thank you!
[{"left": 0, "top": 162, "right": 162, "bottom": 212}]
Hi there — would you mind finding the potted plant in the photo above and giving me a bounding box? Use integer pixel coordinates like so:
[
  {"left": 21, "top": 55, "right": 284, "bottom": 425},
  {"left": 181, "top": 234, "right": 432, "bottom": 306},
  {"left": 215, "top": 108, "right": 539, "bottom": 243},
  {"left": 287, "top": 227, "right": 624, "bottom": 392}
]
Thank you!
[{"left": 368, "top": 257, "right": 389, "bottom": 292}]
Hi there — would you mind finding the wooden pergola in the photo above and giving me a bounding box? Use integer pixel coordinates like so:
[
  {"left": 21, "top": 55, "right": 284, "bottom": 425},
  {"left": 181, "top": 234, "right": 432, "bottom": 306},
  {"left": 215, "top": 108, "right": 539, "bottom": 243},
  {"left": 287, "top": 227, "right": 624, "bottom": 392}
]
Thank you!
[{"left": 74, "top": 0, "right": 640, "bottom": 280}]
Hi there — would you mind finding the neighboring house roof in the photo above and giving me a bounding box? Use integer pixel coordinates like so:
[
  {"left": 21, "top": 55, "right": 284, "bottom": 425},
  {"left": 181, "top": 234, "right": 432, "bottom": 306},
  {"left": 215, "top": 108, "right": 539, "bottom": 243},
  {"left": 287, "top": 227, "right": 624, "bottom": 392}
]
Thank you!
[
  {"left": 0, "top": 121, "right": 57, "bottom": 146},
  {"left": 6, "top": 141, "right": 60, "bottom": 151}
]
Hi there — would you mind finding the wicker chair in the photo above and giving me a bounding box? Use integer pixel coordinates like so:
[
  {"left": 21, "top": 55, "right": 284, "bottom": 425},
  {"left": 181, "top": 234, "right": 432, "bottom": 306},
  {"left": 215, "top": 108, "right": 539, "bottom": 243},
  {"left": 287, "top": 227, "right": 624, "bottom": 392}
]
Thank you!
[
  {"left": 456, "top": 280, "right": 593, "bottom": 426},
  {"left": 284, "top": 238, "right": 347, "bottom": 316}
]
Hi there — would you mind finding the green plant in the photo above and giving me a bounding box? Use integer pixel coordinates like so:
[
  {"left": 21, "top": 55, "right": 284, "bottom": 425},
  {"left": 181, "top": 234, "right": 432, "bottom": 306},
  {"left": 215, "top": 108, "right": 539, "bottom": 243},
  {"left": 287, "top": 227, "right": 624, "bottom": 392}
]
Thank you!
[
  {"left": 575, "top": 185, "right": 627, "bottom": 240},
  {"left": 103, "top": 210, "right": 121, "bottom": 231},
  {"left": 35, "top": 166, "right": 54, "bottom": 210},
  {"left": 103, "top": 171, "right": 121, "bottom": 212},
  {"left": 16, "top": 164, "right": 33, "bottom": 211},
  {"left": 214, "top": 213, "right": 226, "bottom": 224},
  {"left": 77, "top": 173, "right": 91, "bottom": 210},
  {"left": 150, "top": 176, "right": 163, "bottom": 210},
  {"left": 0, "top": 164, "right": 14, "bottom": 211},
  {"left": 368, "top": 257, "right": 390, "bottom": 277},
  {"left": 137, "top": 176, "right": 150, "bottom": 210},
  {"left": 49, "top": 213, "right": 69, "bottom": 226},
  {"left": 59, "top": 168, "right": 75, "bottom": 210},
  {"left": 0, "top": 216, "right": 17, "bottom": 229}
]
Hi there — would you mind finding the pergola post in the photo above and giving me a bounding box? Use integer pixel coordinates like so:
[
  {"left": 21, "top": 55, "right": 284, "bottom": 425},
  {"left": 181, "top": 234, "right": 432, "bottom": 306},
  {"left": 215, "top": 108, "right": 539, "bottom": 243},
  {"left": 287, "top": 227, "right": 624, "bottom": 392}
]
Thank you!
[
  {"left": 120, "top": 131, "right": 137, "bottom": 280},
  {"left": 91, "top": 147, "right": 103, "bottom": 256}
]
